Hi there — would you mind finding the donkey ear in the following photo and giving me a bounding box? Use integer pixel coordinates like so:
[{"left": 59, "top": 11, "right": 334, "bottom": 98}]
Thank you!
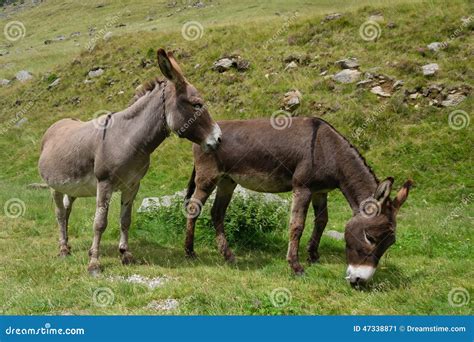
[
  {"left": 374, "top": 177, "right": 394, "bottom": 204},
  {"left": 393, "top": 179, "right": 413, "bottom": 211},
  {"left": 157, "top": 48, "right": 185, "bottom": 85}
]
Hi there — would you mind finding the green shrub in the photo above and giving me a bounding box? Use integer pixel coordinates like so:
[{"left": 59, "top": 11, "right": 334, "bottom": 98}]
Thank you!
[{"left": 135, "top": 191, "right": 290, "bottom": 251}]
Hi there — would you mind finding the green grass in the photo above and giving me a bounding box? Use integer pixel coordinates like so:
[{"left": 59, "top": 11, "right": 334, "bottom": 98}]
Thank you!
[{"left": 0, "top": 0, "right": 473, "bottom": 315}]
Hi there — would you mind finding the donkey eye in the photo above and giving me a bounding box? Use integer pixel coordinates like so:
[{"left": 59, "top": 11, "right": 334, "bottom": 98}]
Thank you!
[
  {"left": 193, "top": 103, "right": 203, "bottom": 110},
  {"left": 365, "top": 232, "right": 376, "bottom": 245}
]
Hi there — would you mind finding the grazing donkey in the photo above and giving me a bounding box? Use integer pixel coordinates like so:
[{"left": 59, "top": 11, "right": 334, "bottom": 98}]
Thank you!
[
  {"left": 39, "top": 49, "right": 222, "bottom": 275},
  {"left": 184, "top": 117, "right": 412, "bottom": 285}
]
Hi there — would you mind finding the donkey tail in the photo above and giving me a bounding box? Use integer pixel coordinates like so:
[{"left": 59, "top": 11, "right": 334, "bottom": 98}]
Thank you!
[{"left": 185, "top": 166, "right": 196, "bottom": 201}]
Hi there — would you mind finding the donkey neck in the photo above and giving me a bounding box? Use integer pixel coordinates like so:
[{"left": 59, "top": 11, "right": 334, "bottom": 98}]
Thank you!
[
  {"left": 330, "top": 129, "right": 378, "bottom": 214},
  {"left": 115, "top": 83, "right": 169, "bottom": 154}
]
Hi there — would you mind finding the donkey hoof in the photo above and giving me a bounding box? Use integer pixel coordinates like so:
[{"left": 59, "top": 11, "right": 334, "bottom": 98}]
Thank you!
[
  {"left": 88, "top": 263, "right": 101, "bottom": 277},
  {"left": 225, "top": 253, "right": 236, "bottom": 264},
  {"left": 185, "top": 251, "right": 197, "bottom": 259},
  {"left": 58, "top": 246, "right": 71, "bottom": 258},
  {"left": 121, "top": 251, "right": 134, "bottom": 265},
  {"left": 292, "top": 264, "right": 305, "bottom": 276},
  {"left": 307, "top": 254, "right": 320, "bottom": 264}
]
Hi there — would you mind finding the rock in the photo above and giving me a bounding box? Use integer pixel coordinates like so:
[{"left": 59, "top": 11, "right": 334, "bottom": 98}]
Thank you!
[
  {"left": 282, "top": 89, "right": 302, "bottom": 112},
  {"left": 284, "top": 61, "right": 298, "bottom": 71},
  {"left": 387, "top": 22, "right": 396, "bottom": 29},
  {"left": 27, "top": 183, "right": 49, "bottom": 190},
  {"left": 235, "top": 58, "right": 250, "bottom": 71},
  {"left": 88, "top": 68, "right": 104, "bottom": 78},
  {"left": 368, "top": 14, "right": 384, "bottom": 22},
  {"left": 0, "top": 79, "right": 10, "bottom": 86},
  {"left": 333, "top": 69, "right": 361, "bottom": 83},
  {"left": 325, "top": 230, "right": 344, "bottom": 241},
  {"left": 16, "top": 70, "right": 33, "bottom": 82},
  {"left": 324, "top": 13, "right": 342, "bottom": 21},
  {"left": 146, "top": 16, "right": 154, "bottom": 21},
  {"left": 392, "top": 80, "right": 404, "bottom": 90},
  {"left": 356, "top": 79, "right": 372, "bottom": 87},
  {"left": 441, "top": 93, "right": 466, "bottom": 107},
  {"left": 427, "top": 42, "right": 443, "bottom": 52},
  {"left": 335, "top": 57, "right": 359, "bottom": 69},
  {"left": 15, "top": 117, "right": 28, "bottom": 127},
  {"left": 371, "top": 86, "right": 391, "bottom": 97},
  {"left": 147, "top": 299, "right": 179, "bottom": 311},
  {"left": 0, "top": 50, "right": 9, "bottom": 56},
  {"left": 70, "top": 31, "right": 81, "bottom": 38},
  {"left": 212, "top": 58, "right": 233, "bottom": 72},
  {"left": 84, "top": 79, "right": 93, "bottom": 84},
  {"left": 103, "top": 31, "right": 113, "bottom": 41},
  {"left": 116, "top": 274, "right": 169, "bottom": 289},
  {"left": 53, "top": 35, "right": 66, "bottom": 41},
  {"left": 422, "top": 63, "right": 439, "bottom": 76},
  {"left": 48, "top": 78, "right": 60, "bottom": 89},
  {"left": 409, "top": 93, "right": 420, "bottom": 100}
]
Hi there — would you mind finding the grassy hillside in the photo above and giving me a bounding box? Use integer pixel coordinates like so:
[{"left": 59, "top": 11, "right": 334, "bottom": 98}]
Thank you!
[{"left": 0, "top": 0, "right": 472, "bottom": 315}]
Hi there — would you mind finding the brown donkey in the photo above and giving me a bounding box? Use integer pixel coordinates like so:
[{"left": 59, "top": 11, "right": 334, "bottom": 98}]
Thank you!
[
  {"left": 39, "top": 49, "right": 222, "bottom": 275},
  {"left": 184, "top": 117, "right": 412, "bottom": 285}
]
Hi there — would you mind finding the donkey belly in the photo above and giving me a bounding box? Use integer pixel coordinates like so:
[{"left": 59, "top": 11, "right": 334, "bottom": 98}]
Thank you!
[{"left": 229, "top": 172, "right": 293, "bottom": 193}]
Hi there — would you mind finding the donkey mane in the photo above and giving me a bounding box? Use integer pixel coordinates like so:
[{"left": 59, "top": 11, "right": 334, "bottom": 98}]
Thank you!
[
  {"left": 129, "top": 76, "right": 165, "bottom": 105},
  {"left": 317, "top": 118, "right": 379, "bottom": 185}
]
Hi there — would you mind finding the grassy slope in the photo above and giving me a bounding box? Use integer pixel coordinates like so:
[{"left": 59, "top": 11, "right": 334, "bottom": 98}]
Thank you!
[{"left": 0, "top": 0, "right": 472, "bottom": 314}]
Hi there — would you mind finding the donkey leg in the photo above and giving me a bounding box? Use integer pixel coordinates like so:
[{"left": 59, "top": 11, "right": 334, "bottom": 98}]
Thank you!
[
  {"left": 88, "top": 181, "right": 113, "bottom": 276},
  {"left": 119, "top": 184, "right": 139, "bottom": 265},
  {"left": 286, "top": 187, "right": 312, "bottom": 275},
  {"left": 185, "top": 185, "right": 215, "bottom": 258},
  {"left": 307, "top": 193, "right": 328, "bottom": 264},
  {"left": 53, "top": 190, "right": 70, "bottom": 257},
  {"left": 211, "top": 179, "right": 237, "bottom": 263},
  {"left": 63, "top": 195, "right": 76, "bottom": 253}
]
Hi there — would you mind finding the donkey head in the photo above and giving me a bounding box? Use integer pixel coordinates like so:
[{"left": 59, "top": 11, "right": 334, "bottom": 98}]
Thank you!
[
  {"left": 157, "top": 48, "right": 222, "bottom": 152},
  {"left": 344, "top": 177, "right": 412, "bottom": 286}
]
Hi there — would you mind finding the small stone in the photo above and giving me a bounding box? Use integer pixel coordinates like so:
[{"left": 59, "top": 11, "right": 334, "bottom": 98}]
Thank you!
[
  {"left": 325, "top": 230, "right": 344, "bottom": 241},
  {"left": 368, "top": 14, "right": 384, "bottom": 22},
  {"left": 235, "top": 58, "right": 250, "bottom": 72},
  {"left": 0, "top": 50, "right": 9, "bottom": 56},
  {"left": 103, "top": 31, "right": 113, "bottom": 41},
  {"left": 88, "top": 68, "right": 104, "bottom": 78},
  {"left": 83, "top": 79, "right": 93, "bottom": 84},
  {"left": 392, "top": 80, "right": 404, "bottom": 89},
  {"left": 48, "top": 78, "right": 61, "bottom": 88},
  {"left": 282, "top": 89, "right": 302, "bottom": 112},
  {"left": 427, "top": 42, "right": 443, "bottom": 52},
  {"left": 333, "top": 69, "right": 361, "bottom": 83},
  {"left": 70, "top": 31, "right": 81, "bottom": 38},
  {"left": 0, "top": 79, "right": 10, "bottom": 86},
  {"left": 118, "top": 90, "right": 124, "bottom": 95},
  {"left": 409, "top": 93, "right": 420, "bottom": 100},
  {"left": 324, "top": 13, "right": 342, "bottom": 21},
  {"left": 387, "top": 22, "right": 396, "bottom": 29},
  {"left": 147, "top": 299, "right": 179, "bottom": 311},
  {"left": 370, "top": 86, "right": 391, "bottom": 97},
  {"left": 335, "top": 57, "right": 359, "bottom": 69},
  {"left": 27, "top": 183, "right": 49, "bottom": 190},
  {"left": 422, "top": 63, "right": 439, "bottom": 76},
  {"left": 441, "top": 93, "right": 466, "bottom": 107},
  {"left": 356, "top": 79, "right": 372, "bottom": 87},
  {"left": 212, "top": 58, "right": 233, "bottom": 72},
  {"left": 16, "top": 70, "right": 33, "bottom": 82},
  {"left": 284, "top": 61, "right": 298, "bottom": 71},
  {"left": 319, "top": 70, "right": 328, "bottom": 76},
  {"left": 15, "top": 117, "right": 28, "bottom": 127}
]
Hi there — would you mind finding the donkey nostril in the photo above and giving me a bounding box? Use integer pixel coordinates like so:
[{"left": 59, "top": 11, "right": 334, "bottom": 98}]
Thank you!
[
  {"left": 217, "top": 137, "right": 222, "bottom": 143},
  {"left": 355, "top": 277, "right": 361, "bottom": 283}
]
